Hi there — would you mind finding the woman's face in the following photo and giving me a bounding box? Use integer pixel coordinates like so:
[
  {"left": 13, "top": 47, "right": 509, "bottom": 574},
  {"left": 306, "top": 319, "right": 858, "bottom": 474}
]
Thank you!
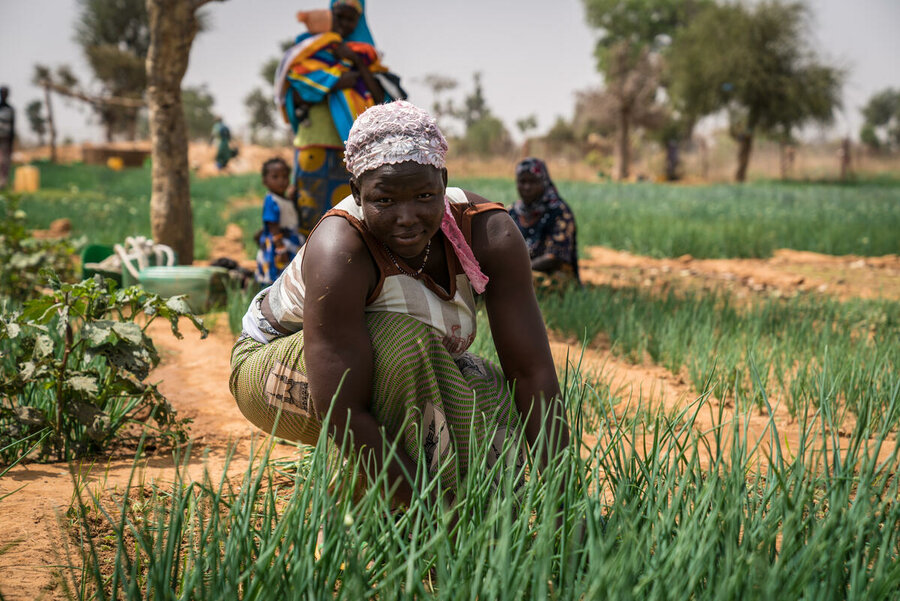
[
  {"left": 352, "top": 162, "right": 447, "bottom": 259},
  {"left": 516, "top": 171, "right": 545, "bottom": 206},
  {"left": 331, "top": 5, "right": 360, "bottom": 38}
]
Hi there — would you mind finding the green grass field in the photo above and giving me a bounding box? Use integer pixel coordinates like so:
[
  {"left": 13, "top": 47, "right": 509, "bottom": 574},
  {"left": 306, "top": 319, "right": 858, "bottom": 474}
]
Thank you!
[
  {"left": 13, "top": 164, "right": 900, "bottom": 261},
  {"left": 6, "top": 163, "right": 900, "bottom": 598},
  {"left": 17, "top": 162, "right": 263, "bottom": 259},
  {"left": 453, "top": 177, "right": 900, "bottom": 258},
  {"left": 539, "top": 286, "right": 900, "bottom": 427}
]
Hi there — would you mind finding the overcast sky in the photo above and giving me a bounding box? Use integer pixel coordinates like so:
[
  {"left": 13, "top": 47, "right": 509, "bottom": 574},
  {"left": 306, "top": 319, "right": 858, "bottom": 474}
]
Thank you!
[{"left": 1, "top": 0, "right": 898, "bottom": 144}]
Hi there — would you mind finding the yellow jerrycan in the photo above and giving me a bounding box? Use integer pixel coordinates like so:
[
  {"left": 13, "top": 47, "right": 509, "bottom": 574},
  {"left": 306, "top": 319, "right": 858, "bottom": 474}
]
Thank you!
[{"left": 13, "top": 165, "right": 40, "bottom": 192}]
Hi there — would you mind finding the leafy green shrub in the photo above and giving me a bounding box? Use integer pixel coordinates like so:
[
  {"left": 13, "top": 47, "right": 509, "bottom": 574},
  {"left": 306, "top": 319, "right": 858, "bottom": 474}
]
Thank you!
[
  {"left": 0, "top": 194, "right": 79, "bottom": 300},
  {"left": 0, "top": 275, "right": 207, "bottom": 465}
]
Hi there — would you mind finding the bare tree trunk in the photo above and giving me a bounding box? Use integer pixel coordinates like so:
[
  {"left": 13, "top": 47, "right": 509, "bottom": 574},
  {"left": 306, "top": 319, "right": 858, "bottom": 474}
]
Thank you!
[
  {"left": 125, "top": 108, "right": 138, "bottom": 142},
  {"left": 146, "top": 0, "right": 211, "bottom": 265},
  {"left": 697, "top": 137, "right": 709, "bottom": 181},
  {"left": 839, "top": 137, "right": 851, "bottom": 181},
  {"left": 617, "top": 108, "right": 630, "bottom": 181},
  {"left": 779, "top": 141, "right": 787, "bottom": 180},
  {"left": 735, "top": 132, "right": 753, "bottom": 182},
  {"left": 42, "top": 85, "right": 57, "bottom": 163},
  {"left": 779, "top": 142, "right": 796, "bottom": 180}
]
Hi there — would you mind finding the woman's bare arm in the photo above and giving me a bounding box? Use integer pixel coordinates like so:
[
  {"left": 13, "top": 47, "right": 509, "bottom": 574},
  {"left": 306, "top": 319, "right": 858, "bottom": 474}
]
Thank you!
[
  {"left": 333, "top": 43, "right": 384, "bottom": 103},
  {"left": 301, "top": 216, "right": 417, "bottom": 504},
  {"left": 467, "top": 194, "right": 570, "bottom": 465}
]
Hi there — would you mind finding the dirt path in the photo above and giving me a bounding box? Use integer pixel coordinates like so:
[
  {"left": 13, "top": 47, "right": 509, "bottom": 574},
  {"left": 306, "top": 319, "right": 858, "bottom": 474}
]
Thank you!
[{"left": 1, "top": 247, "right": 897, "bottom": 599}]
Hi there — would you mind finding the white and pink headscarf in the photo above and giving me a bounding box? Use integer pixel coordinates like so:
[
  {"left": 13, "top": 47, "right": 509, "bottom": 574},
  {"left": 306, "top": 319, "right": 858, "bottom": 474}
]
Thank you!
[{"left": 344, "top": 101, "right": 489, "bottom": 293}]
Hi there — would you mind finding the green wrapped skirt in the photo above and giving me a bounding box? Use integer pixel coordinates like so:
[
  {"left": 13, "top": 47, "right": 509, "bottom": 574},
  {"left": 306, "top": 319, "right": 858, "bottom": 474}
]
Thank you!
[{"left": 230, "top": 311, "right": 525, "bottom": 491}]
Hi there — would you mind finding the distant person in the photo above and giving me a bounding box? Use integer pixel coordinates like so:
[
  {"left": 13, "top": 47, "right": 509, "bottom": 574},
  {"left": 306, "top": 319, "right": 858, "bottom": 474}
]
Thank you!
[
  {"left": 0, "top": 86, "right": 15, "bottom": 189},
  {"left": 509, "top": 158, "right": 580, "bottom": 288},
  {"left": 274, "top": 0, "right": 406, "bottom": 237},
  {"left": 255, "top": 158, "right": 302, "bottom": 285},
  {"left": 210, "top": 115, "right": 237, "bottom": 171}
]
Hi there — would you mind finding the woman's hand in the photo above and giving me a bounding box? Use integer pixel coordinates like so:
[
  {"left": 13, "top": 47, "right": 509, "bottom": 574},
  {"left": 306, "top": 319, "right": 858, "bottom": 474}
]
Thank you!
[
  {"left": 332, "top": 42, "right": 384, "bottom": 103},
  {"left": 333, "top": 42, "right": 360, "bottom": 64},
  {"left": 334, "top": 70, "right": 361, "bottom": 90},
  {"left": 531, "top": 253, "right": 562, "bottom": 273}
]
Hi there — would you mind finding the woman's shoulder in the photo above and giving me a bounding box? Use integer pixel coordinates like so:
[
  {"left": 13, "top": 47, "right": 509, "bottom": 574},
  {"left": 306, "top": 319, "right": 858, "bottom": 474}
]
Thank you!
[
  {"left": 451, "top": 188, "right": 503, "bottom": 208},
  {"left": 459, "top": 191, "right": 519, "bottom": 251},
  {"left": 303, "top": 213, "right": 371, "bottom": 275},
  {"left": 448, "top": 188, "right": 507, "bottom": 218}
]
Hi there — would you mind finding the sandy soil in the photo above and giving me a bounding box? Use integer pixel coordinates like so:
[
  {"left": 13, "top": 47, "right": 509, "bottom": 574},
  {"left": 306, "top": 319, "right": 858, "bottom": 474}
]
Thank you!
[
  {"left": 1, "top": 246, "right": 898, "bottom": 599},
  {"left": 581, "top": 246, "right": 900, "bottom": 301}
]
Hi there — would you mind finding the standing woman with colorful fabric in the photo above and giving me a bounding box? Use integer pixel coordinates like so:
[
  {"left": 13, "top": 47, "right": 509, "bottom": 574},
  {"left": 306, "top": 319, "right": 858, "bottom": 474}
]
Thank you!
[
  {"left": 509, "top": 158, "right": 580, "bottom": 286},
  {"left": 274, "top": 0, "right": 405, "bottom": 237}
]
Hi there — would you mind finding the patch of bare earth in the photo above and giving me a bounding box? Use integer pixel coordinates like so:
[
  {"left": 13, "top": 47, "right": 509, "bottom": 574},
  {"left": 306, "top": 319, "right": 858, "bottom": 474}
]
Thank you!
[
  {"left": 580, "top": 246, "right": 900, "bottom": 301},
  {"left": 1, "top": 247, "right": 897, "bottom": 598}
]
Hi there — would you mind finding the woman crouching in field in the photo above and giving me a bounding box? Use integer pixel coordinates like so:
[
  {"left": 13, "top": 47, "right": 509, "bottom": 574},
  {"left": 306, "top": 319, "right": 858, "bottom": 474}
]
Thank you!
[{"left": 230, "top": 101, "right": 569, "bottom": 505}]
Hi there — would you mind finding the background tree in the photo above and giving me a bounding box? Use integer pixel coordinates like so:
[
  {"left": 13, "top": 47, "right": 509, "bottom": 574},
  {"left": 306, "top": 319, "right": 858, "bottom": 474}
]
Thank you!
[
  {"left": 25, "top": 100, "right": 47, "bottom": 146},
  {"left": 146, "top": 0, "right": 221, "bottom": 265},
  {"left": 516, "top": 114, "right": 538, "bottom": 156},
  {"left": 244, "top": 89, "right": 277, "bottom": 144},
  {"left": 582, "top": 43, "right": 668, "bottom": 179},
  {"left": 461, "top": 72, "right": 489, "bottom": 129},
  {"left": 544, "top": 117, "right": 579, "bottom": 147},
  {"left": 182, "top": 85, "right": 217, "bottom": 141},
  {"left": 669, "top": 1, "right": 843, "bottom": 182},
  {"left": 455, "top": 73, "right": 512, "bottom": 157},
  {"left": 75, "top": 0, "right": 149, "bottom": 140},
  {"left": 420, "top": 73, "right": 459, "bottom": 134},
  {"left": 31, "top": 66, "right": 58, "bottom": 162},
  {"left": 581, "top": 0, "right": 708, "bottom": 179},
  {"left": 859, "top": 88, "right": 900, "bottom": 152},
  {"left": 244, "top": 44, "right": 291, "bottom": 145},
  {"left": 32, "top": 62, "right": 144, "bottom": 146}
]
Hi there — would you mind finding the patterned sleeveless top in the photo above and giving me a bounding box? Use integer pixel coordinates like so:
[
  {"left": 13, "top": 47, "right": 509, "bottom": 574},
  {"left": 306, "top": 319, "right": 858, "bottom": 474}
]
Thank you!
[{"left": 242, "top": 187, "right": 504, "bottom": 358}]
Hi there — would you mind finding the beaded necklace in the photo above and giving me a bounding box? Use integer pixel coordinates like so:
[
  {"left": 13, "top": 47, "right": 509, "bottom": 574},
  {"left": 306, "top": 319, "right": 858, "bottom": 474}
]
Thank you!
[{"left": 382, "top": 239, "right": 431, "bottom": 277}]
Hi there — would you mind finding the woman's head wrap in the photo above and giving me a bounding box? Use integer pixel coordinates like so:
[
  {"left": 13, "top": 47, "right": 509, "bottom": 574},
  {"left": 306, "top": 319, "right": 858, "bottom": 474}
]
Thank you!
[
  {"left": 515, "top": 157, "right": 562, "bottom": 212},
  {"left": 344, "top": 100, "right": 448, "bottom": 179},
  {"left": 346, "top": 101, "right": 488, "bottom": 293}
]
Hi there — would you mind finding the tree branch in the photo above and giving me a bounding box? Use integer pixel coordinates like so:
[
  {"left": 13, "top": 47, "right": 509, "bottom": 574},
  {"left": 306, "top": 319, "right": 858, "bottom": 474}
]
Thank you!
[
  {"left": 192, "top": 0, "right": 225, "bottom": 9},
  {"left": 37, "top": 80, "right": 144, "bottom": 109}
]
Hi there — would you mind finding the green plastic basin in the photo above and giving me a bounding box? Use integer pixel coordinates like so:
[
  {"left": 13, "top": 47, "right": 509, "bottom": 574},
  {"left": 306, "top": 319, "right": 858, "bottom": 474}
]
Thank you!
[{"left": 137, "top": 266, "right": 228, "bottom": 313}]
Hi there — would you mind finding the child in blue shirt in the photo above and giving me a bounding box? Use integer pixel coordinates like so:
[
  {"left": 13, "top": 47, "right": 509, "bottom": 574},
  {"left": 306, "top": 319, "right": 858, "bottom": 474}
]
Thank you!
[{"left": 255, "top": 158, "right": 303, "bottom": 284}]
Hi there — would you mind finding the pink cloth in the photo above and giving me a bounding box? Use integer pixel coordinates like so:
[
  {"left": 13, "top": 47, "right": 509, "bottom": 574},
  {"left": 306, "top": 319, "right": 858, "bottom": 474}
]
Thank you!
[{"left": 440, "top": 197, "right": 489, "bottom": 294}]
